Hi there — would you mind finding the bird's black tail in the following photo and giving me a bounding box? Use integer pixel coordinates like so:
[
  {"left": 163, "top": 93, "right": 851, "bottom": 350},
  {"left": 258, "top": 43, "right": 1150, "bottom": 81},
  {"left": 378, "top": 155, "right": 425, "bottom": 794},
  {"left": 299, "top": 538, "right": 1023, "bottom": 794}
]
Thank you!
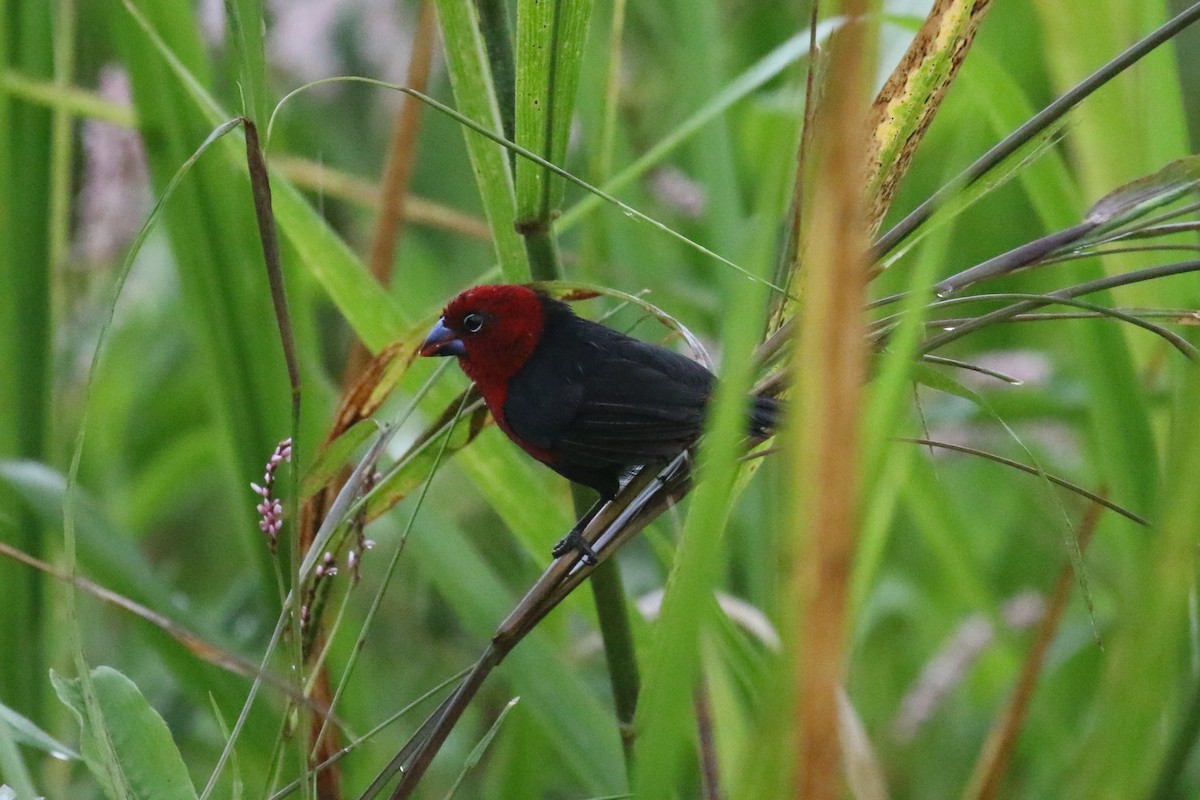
[{"left": 750, "top": 395, "right": 780, "bottom": 438}]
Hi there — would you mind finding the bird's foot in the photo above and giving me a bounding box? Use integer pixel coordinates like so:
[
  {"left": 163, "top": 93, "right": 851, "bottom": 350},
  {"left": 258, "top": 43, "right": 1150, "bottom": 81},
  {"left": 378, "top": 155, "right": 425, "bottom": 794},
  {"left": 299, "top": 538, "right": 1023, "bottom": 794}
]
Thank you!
[{"left": 552, "top": 529, "right": 599, "bottom": 565}]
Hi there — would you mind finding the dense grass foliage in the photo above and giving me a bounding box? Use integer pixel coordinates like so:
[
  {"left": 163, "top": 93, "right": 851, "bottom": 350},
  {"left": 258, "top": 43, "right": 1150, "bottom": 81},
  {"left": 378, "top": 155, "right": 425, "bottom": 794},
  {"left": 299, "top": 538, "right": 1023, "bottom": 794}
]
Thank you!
[{"left": 1, "top": 1, "right": 1199, "bottom": 798}]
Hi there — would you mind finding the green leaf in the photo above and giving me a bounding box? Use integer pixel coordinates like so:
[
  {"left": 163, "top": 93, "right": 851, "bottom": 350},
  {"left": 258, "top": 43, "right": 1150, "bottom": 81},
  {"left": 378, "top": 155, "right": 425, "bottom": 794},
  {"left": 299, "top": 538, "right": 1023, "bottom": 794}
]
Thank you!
[
  {"left": 435, "top": 0, "right": 530, "bottom": 281},
  {"left": 52, "top": 666, "right": 199, "bottom": 800},
  {"left": 514, "top": 0, "right": 593, "bottom": 222}
]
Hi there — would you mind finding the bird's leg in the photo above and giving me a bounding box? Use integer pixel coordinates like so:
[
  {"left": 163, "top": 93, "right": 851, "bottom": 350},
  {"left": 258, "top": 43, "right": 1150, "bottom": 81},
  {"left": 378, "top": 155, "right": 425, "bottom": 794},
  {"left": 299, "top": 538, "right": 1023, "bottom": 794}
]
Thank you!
[{"left": 552, "top": 499, "right": 605, "bottom": 564}]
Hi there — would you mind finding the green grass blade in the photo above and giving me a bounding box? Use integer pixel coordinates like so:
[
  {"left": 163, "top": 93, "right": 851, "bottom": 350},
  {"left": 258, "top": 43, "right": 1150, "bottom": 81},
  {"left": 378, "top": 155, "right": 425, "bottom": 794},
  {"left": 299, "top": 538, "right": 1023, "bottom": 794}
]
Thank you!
[
  {"left": 435, "top": 0, "right": 530, "bottom": 281},
  {"left": 0, "top": 0, "right": 53, "bottom": 725},
  {"left": 514, "top": 0, "right": 593, "bottom": 224}
]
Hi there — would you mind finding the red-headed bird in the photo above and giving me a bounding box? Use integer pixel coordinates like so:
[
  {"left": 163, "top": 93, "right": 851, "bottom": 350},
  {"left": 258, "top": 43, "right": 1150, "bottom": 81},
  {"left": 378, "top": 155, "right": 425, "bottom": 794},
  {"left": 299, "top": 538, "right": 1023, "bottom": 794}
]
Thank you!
[{"left": 419, "top": 285, "right": 778, "bottom": 556}]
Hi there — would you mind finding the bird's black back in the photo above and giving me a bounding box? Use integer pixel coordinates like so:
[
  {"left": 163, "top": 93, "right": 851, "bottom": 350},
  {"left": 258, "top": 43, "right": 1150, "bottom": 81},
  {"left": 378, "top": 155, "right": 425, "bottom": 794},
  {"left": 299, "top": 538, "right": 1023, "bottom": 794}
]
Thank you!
[{"left": 503, "top": 296, "right": 778, "bottom": 498}]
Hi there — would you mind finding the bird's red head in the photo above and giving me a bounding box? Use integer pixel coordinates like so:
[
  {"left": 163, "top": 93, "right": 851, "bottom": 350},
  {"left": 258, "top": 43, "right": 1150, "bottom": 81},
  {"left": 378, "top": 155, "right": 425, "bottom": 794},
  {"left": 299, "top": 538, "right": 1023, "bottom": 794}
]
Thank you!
[{"left": 419, "top": 284, "right": 546, "bottom": 391}]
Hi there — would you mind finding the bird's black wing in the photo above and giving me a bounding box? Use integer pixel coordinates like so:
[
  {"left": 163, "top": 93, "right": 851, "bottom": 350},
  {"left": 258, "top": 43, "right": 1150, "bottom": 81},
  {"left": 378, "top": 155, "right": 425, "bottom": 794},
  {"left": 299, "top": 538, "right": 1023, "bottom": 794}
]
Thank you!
[{"left": 504, "top": 315, "right": 713, "bottom": 469}]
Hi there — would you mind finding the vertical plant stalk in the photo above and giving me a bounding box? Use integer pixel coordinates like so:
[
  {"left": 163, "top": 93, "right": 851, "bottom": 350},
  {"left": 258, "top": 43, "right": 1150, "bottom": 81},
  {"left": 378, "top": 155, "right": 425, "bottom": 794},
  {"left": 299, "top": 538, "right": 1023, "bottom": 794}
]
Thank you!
[
  {"left": 342, "top": 0, "right": 438, "bottom": 384},
  {"left": 595, "top": 0, "right": 626, "bottom": 182},
  {"left": 0, "top": 0, "right": 53, "bottom": 724},
  {"left": 366, "top": 0, "right": 438, "bottom": 286},
  {"left": 588, "top": 553, "right": 640, "bottom": 767},
  {"left": 513, "top": 0, "right": 644, "bottom": 758},
  {"left": 243, "top": 119, "right": 301, "bottom": 431},
  {"left": 435, "top": 0, "right": 529, "bottom": 281},
  {"left": 695, "top": 679, "right": 724, "bottom": 800},
  {"left": 476, "top": 0, "right": 517, "bottom": 144},
  {"left": 514, "top": 0, "right": 593, "bottom": 280},
  {"left": 788, "top": 1, "right": 872, "bottom": 797},
  {"left": 48, "top": 0, "right": 77, "bottom": 271}
]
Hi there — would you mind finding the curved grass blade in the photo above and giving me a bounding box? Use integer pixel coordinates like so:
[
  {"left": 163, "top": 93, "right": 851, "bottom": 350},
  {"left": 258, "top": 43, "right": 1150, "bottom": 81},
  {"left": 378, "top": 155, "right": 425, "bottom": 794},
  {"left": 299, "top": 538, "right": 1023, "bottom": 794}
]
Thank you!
[
  {"left": 921, "top": 354, "right": 1023, "bottom": 385},
  {"left": 920, "top": 260, "right": 1200, "bottom": 353},
  {"left": 269, "top": 77, "right": 790, "bottom": 298},
  {"left": 533, "top": 279, "right": 715, "bottom": 369},
  {"left": 898, "top": 439, "right": 1147, "bottom": 527},
  {"left": 934, "top": 156, "right": 1200, "bottom": 296},
  {"left": 894, "top": 292, "right": 1200, "bottom": 359},
  {"left": 443, "top": 697, "right": 520, "bottom": 799}
]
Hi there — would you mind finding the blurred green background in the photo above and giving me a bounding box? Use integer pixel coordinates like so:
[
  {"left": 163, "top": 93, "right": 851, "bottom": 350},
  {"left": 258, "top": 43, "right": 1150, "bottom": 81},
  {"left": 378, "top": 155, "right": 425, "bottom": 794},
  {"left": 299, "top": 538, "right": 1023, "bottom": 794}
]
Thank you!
[{"left": 2, "top": 0, "right": 1200, "bottom": 798}]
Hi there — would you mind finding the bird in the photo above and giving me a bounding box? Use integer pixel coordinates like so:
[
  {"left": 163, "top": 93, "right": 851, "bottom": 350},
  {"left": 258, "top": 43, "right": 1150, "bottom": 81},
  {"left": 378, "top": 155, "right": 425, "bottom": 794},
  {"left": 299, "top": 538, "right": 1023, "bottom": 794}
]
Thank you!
[{"left": 419, "top": 284, "right": 778, "bottom": 559}]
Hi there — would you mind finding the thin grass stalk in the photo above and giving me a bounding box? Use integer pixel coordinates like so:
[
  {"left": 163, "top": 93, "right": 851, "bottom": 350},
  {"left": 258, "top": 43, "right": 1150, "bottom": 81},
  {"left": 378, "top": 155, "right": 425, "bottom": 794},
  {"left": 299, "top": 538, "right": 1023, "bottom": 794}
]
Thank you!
[
  {"left": 114, "top": 0, "right": 291, "bottom": 604},
  {"left": 961, "top": 498, "right": 1105, "bottom": 800},
  {"left": 364, "top": 0, "right": 437, "bottom": 291},
  {"left": 580, "top": 484, "right": 642, "bottom": 773},
  {"left": 788, "top": 1, "right": 872, "bottom": 796},
  {"left": 47, "top": 0, "right": 76, "bottom": 272},
  {"left": 241, "top": 120, "right": 309, "bottom": 793},
  {"left": 371, "top": 461, "right": 690, "bottom": 799},
  {"left": 270, "top": 74, "right": 785, "bottom": 293},
  {"left": 879, "top": 292, "right": 1200, "bottom": 359},
  {"left": 243, "top": 119, "right": 301, "bottom": 428},
  {"left": 0, "top": 0, "right": 53, "bottom": 726},
  {"left": 268, "top": 154, "right": 492, "bottom": 239},
  {"left": 0, "top": 541, "right": 338, "bottom": 719},
  {"left": 919, "top": 260, "right": 1200, "bottom": 354}
]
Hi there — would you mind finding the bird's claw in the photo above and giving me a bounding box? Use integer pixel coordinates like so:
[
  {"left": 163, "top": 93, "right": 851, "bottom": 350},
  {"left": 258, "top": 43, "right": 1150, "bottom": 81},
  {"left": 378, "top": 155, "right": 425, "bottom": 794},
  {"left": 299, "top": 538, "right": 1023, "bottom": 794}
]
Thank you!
[{"left": 552, "top": 529, "right": 599, "bottom": 565}]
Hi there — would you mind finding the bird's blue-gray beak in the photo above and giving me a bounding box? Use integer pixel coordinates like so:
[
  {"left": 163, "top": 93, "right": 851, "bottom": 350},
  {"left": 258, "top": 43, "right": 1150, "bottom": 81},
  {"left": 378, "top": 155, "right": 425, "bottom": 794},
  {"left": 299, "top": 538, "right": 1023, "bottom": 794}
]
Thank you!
[{"left": 419, "top": 318, "right": 465, "bottom": 358}]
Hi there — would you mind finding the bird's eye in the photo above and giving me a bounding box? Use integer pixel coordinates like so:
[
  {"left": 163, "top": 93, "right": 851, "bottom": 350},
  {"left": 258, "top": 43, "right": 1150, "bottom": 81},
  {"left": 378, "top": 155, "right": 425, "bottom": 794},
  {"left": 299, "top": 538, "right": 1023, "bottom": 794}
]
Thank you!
[{"left": 462, "top": 313, "right": 485, "bottom": 334}]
